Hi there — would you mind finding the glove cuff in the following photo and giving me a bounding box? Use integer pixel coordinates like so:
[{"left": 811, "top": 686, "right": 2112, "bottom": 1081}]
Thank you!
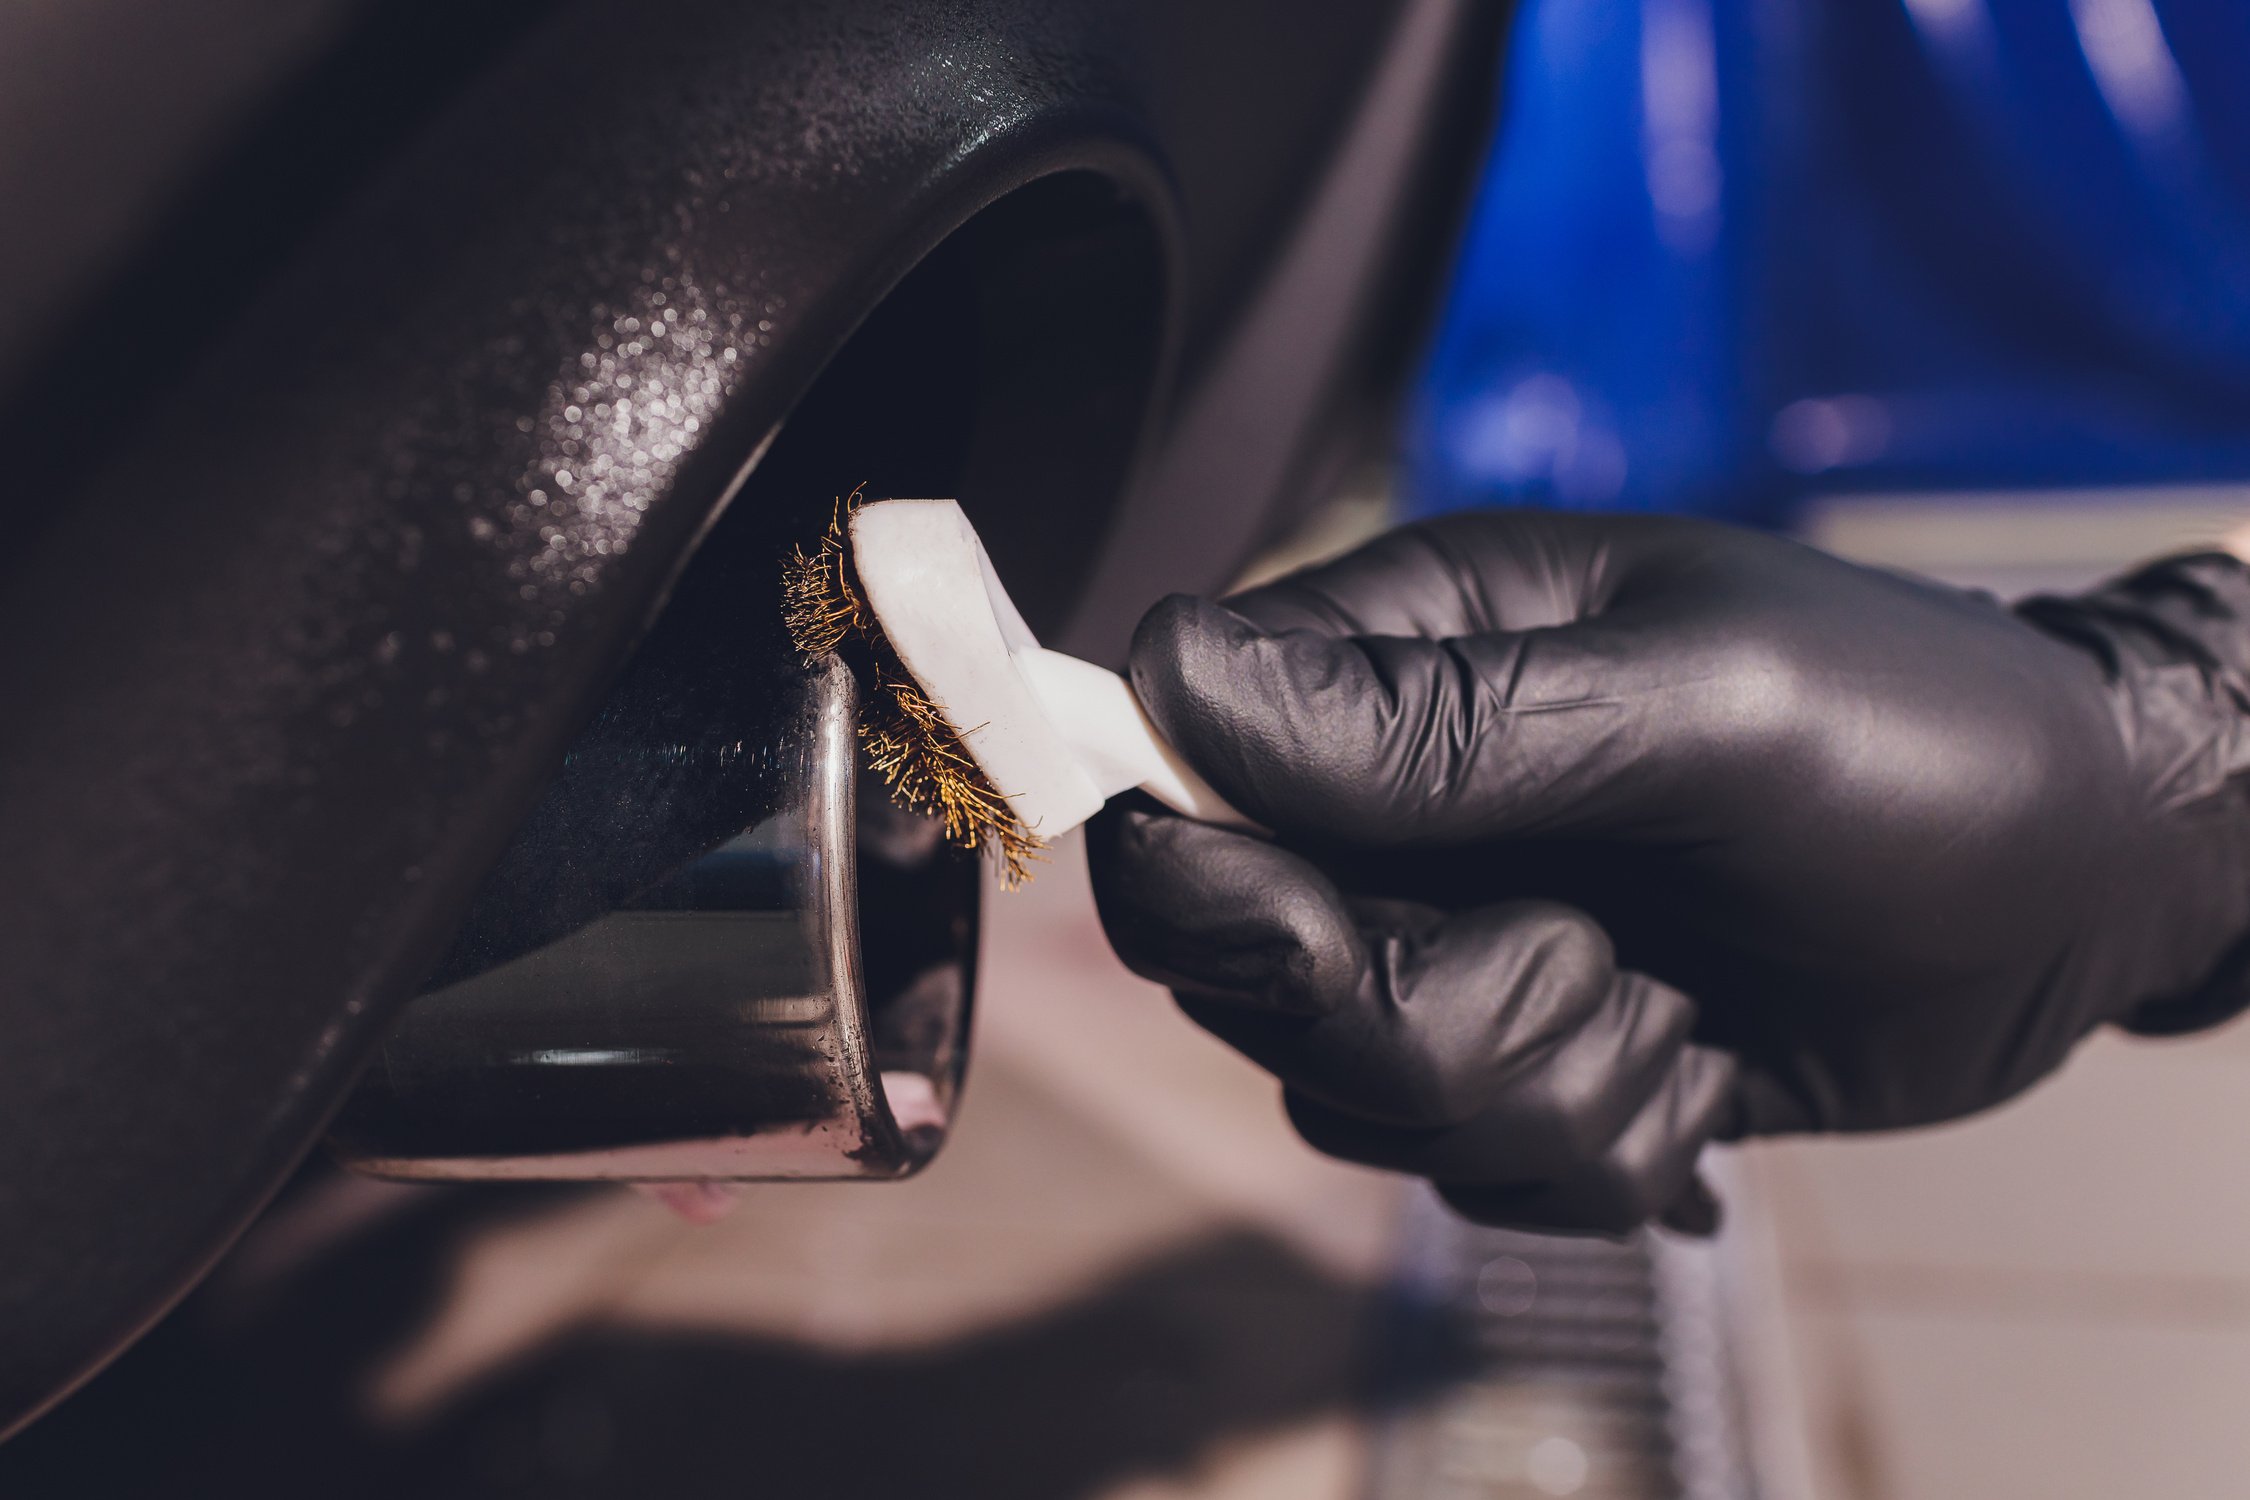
[
  {"left": 2021, "top": 550, "right": 2250, "bottom": 1039},
  {"left": 2015, "top": 550, "right": 2250, "bottom": 693}
]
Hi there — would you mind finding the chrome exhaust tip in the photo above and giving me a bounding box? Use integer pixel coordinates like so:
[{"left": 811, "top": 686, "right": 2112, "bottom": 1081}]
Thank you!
[{"left": 329, "top": 656, "right": 977, "bottom": 1182}]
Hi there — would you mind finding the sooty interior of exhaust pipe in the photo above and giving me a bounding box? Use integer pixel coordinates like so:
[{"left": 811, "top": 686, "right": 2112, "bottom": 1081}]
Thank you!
[{"left": 433, "top": 170, "right": 1165, "bottom": 984}]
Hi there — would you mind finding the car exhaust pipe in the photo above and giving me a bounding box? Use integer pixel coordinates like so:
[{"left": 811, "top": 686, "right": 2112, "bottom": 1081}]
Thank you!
[
  {"left": 324, "top": 169, "right": 1178, "bottom": 1186},
  {"left": 329, "top": 655, "right": 977, "bottom": 1182}
]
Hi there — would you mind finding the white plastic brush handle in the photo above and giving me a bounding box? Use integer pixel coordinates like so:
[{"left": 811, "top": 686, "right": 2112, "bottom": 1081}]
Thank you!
[
  {"left": 848, "top": 498, "right": 1258, "bottom": 842},
  {"left": 1013, "top": 648, "right": 1257, "bottom": 829}
]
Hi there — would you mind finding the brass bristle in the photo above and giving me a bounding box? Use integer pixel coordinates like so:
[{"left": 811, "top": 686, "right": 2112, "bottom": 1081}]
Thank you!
[
  {"left": 779, "top": 500, "right": 865, "bottom": 658},
  {"left": 781, "top": 487, "right": 1046, "bottom": 888}
]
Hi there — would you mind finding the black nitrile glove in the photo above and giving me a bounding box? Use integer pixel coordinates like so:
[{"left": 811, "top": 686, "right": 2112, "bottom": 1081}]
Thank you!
[{"left": 1087, "top": 511, "right": 2250, "bottom": 1236}]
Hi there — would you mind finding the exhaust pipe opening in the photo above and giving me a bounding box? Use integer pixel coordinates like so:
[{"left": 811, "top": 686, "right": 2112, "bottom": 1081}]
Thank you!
[{"left": 330, "top": 169, "right": 1170, "bottom": 1181}]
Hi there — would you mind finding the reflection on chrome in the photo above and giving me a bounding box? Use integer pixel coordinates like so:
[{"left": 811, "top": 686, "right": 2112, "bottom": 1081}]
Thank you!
[{"left": 514, "top": 1048, "right": 670, "bottom": 1067}]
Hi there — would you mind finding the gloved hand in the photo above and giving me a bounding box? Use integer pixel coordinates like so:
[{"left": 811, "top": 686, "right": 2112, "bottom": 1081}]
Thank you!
[{"left": 1088, "top": 510, "right": 2250, "bottom": 1235}]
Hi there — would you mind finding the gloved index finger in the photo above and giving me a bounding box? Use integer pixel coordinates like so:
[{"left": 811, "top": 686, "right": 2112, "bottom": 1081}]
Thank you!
[
  {"left": 1129, "top": 590, "right": 1715, "bottom": 848},
  {"left": 1225, "top": 511, "right": 1624, "bottom": 638}
]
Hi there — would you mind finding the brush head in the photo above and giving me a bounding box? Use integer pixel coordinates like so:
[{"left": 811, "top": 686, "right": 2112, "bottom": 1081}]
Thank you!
[{"left": 781, "top": 492, "right": 1065, "bottom": 886}]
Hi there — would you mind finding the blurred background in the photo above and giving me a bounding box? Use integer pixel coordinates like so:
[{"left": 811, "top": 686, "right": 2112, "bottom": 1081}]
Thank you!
[
  {"left": 1411, "top": 0, "right": 2250, "bottom": 1494},
  {"left": 10, "top": 0, "right": 2250, "bottom": 1496}
]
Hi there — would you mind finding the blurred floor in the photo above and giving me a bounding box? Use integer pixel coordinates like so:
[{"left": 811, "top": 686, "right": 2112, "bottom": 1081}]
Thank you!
[
  {"left": 1743, "top": 1025, "right": 2250, "bottom": 1500},
  {"left": 0, "top": 837, "right": 1414, "bottom": 1500},
  {"left": 1752, "top": 491, "right": 2250, "bottom": 1500}
]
